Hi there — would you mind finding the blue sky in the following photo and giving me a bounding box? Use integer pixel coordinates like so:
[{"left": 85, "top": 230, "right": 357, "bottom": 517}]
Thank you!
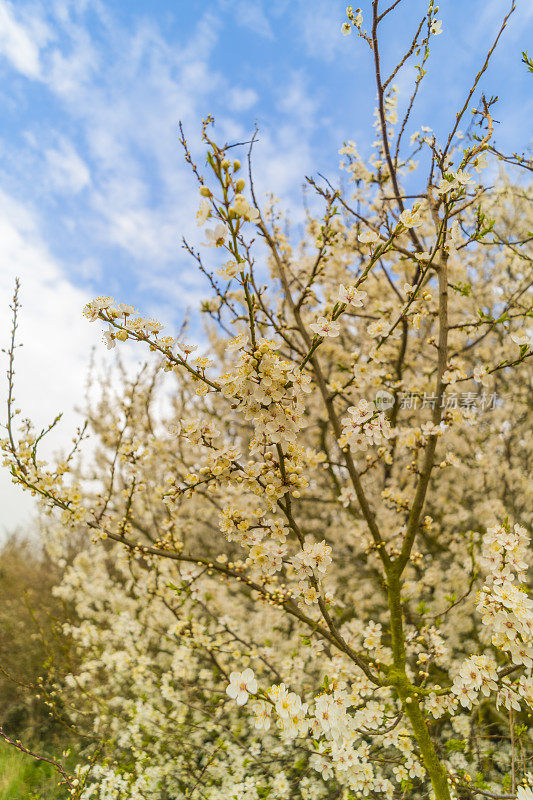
[{"left": 1, "top": 0, "right": 532, "bottom": 530}]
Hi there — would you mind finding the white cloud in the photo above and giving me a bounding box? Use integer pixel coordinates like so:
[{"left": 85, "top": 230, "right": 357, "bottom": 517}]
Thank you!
[
  {"left": 37, "top": 8, "right": 220, "bottom": 276},
  {"left": 45, "top": 137, "right": 91, "bottom": 193},
  {"left": 277, "top": 72, "right": 319, "bottom": 129},
  {"left": 298, "top": 0, "right": 346, "bottom": 63},
  {"left": 0, "top": 1, "right": 43, "bottom": 77},
  {"left": 219, "top": 0, "right": 274, "bottom": 38},
  {"left": 228, "top": 87, "right": 259, "bottom": 112},
  {"left": 472, "top": 0, "right": 532, "bottom": 44},
  {"left": 0, "top": 1, "right": 325, "bottom": 290},
  {"left": 237, "top": 2, "right": 273, "bottom": 38}
]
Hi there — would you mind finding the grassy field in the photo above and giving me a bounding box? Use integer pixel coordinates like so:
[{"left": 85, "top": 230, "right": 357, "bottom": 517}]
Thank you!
[{"left": 0, "top": 741, "right": 67, "bottom": 800}]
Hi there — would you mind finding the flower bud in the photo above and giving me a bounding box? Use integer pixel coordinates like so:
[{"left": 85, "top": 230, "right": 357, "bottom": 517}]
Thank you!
[
  {"left": 115, "top": 330, "right": 128, "bottom": 342},
  {"left": 221, "top": 158, "right": 230, "bottom": 170},
  {"left": 236, "top": 178, "right": 246, "bottom": 192},
  {"left": 233, "top": 159, "right": 241, "bottom": 171},
  {"left": 199, "top": 186, "right": 211, "bottom": 197}
]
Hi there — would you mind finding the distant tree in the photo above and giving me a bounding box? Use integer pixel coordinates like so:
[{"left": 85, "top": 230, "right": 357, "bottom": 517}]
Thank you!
[{"left": 0, "top": 535, "right": 72, "bottom": 740}]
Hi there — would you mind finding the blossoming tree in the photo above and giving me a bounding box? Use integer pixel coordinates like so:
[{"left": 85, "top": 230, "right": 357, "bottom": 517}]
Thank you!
[{"left": 2, "top": 2, "right": 533, "bottom": 799}]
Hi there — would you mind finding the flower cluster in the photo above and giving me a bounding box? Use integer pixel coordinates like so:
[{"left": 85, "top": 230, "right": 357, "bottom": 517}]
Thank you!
[
  {"left": 269, "top": 683, "right": 310, "bottom": 739},
  {"left": 83, "top": 295, "right": 168, "bottom": 350},
  {"left": 339, "top": 399, "right": 393, "bottom": 451},
  {"left": 477, "top": 521, "right": 533, "bottom": 671},
  {"left": 435, "top": 169, "right": 476, "bottom": 197},
  {"left": 399, "top": 207, "right": 422, "bottom": 228},
  {"left": 291, "top": 540, "right": 333, "bottom": 579},
  {"left": 451, "top": 654, "right": 499, "bottom": 708},
  {"left": 219, "top": 338, "right": 311, "bottom": 449},
  {"left": 289, "top": 539, "right": 333, "bottom": 604},
  {"left": 451, "top": 521, "right": 533, "bottom": 712},
  {"left": 480, "top": 521, "right": 530, "bottom": 579}
]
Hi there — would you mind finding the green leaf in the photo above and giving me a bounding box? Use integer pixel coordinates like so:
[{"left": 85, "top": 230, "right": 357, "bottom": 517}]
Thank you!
[
  {"left": 522, "top": 50, "right": 533, "bottom": 73},
  {"left": 446, "top": 738, "right": 466, "bottom": 753}
]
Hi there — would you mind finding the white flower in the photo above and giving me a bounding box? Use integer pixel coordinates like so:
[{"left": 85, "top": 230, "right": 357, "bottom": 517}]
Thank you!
[
  {"left": 436, "top": 177, "right": 457, "bottom": 196},
  {"left": 143, "top": 319, "right": 164, "bottom": 335},
  {"left": 358, "top": 230, "right": 379, "bottom": 245},
  {"left": 347, "top": 399, "right": 374, "bottom": 425},
  {"left": 473, "top": 364, "right": 490, "bottom": 387},
  {"left": 204, "top": 223, "right": 228, "bottom": 247},
  {"left": 455, "top": 170, "right": 475, "bottom": 187},
  {"left": 226, "top": 668, "right": 257, "bottom": 705},
  {"left": 196, "top": 200, "right": 210, "bottom": 226},
  {"left": 430, "top": 19, "right": 443, "bottom": 35},
  {"left": 252, "top": 699, "right": 272, "bottom": 730},
  {"left": 83, "top": 296, "right": 115, "bottom": 321},
  {"left": 399, "top": 208, "right": 422, "bottom": 228},
  {"left": 496, "top": 684, "right": 521, "bottom": 711},
  {"left": 102, "top": 326, "right": 116, "bottom": 349},
  {"left": 474, "top": 154, "right": 488, "bottom": 173},
  {"left": 338, "top": 284, "right": 367, "bottom": 307},
  {"left": 177, "top": 341, "right": 198, "bottom": 356},
  {"left": 310, "top": 316, "right": 341, "bottom": 338},
  {"left": 363, "top": 620, "right": 382, "bottom": 649},
  {"left": 517, "top": 786, "right": 533, "bottom": 800},
  {"left": 216, "top": 260, "right": 240, "bottom": 279},
  {"left": 232, "top": 194, "right": 260, "bottom": 223},
  {"left": 232, "top": 195, "right": 248, "bottom": 216},
  {"left": 341, "top": 22, "right": 351, "bottom": 35},
  {"left": 247, "top": 205, "right": 260, "bottom": 223},
  {"left": 366, "top": 414, "right": 392, "bottom": 444},
  {"left": 226, "top": 332, "right": 249, "bottom": 351},
  {"left": 115, "top": 303, "right": 135, "bottom": 316},
  {"left": 511, "top": 329, "right": 532, "bottom": 348},
  {"left": 448, "top": 220, "right": 463, "bottom": 249},
  {"left": 367, "top": 319, "right": 388, "bottom": 338},
  {"left": 275, "top": 690, "right": 303, "bottom": 719}
]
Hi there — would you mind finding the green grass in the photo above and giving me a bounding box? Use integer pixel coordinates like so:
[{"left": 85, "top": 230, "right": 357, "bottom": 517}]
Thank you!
[{"left": 0, "top": 740, "right": 68, "bottom": 800}]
